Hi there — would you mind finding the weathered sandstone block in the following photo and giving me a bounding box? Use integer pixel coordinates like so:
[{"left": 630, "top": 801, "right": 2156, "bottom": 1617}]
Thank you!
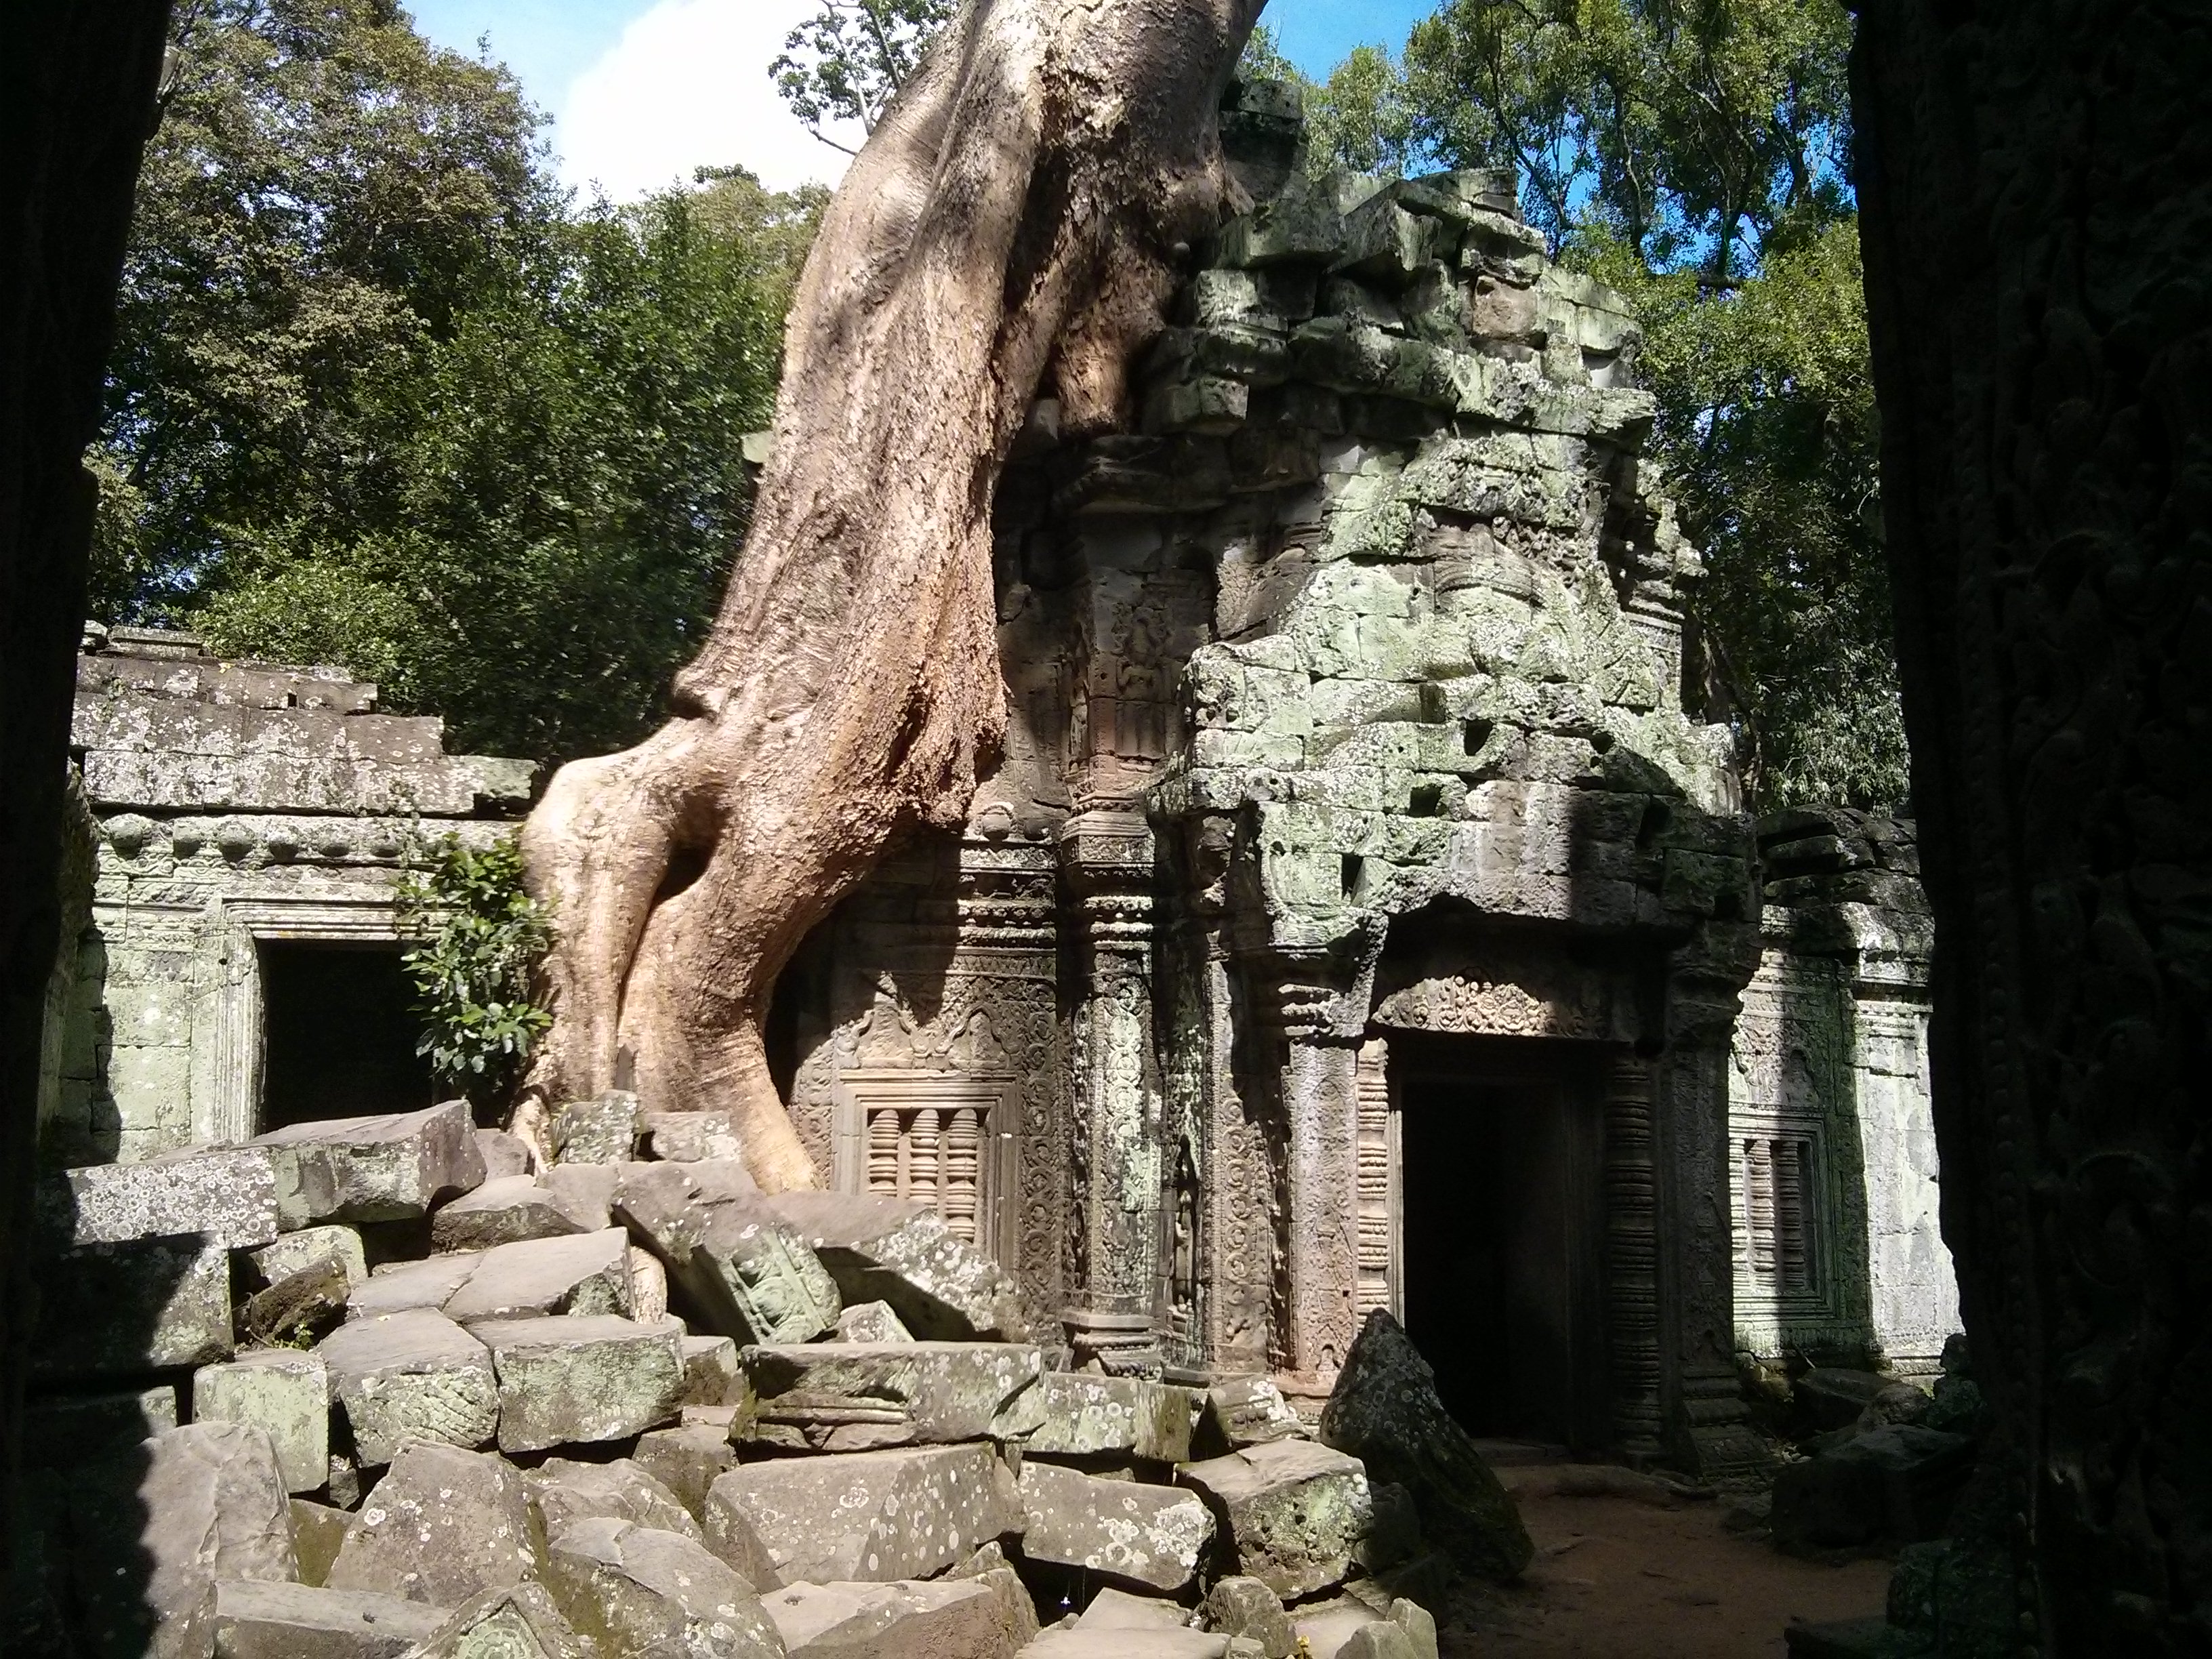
[
  {"left": 348, "top": 1251, "right": 482, "bottom": 1320},
  {"left": 253, "top": 1099, "right": 486, "bottom": 1226},
  {"left": 23, "top": 1385, "right": 176, "bottom": 1467},
  {"left": 317, "top": 1308, "right": 497, "bottom": 1465},
  {"left": 527, "top": 1456, "right": 703, "bottom": 1544},
  {"left": 681, "top": 1334, "right": 740, "bottom": 1406},
  {"left": 763, "top": 1193, "right": 1026, "bottom": 1343},
  {"left": 37, "top": 1234, "right": 232, "bottom": 1376},
  {"left": 1197, "top": 1376, "right": 1305, "bottom": 1453},
  {"left": 430, "top": 1175, "right": 586, "bottom": 1251},
  {"left": 1202, "top": 1577, "right": 1295, "bottom": 1659},
  {"left": 1029, "top": 1372, "right": 1193, "bottom": 1462},
  {"left": 640, "top": 1111, "right": 743, "bottom": 1163},
  {"left": 1017, "top": 1460, "right": 1214, "bottom": 1593},
  {"left": 192, "top": 1348, "right": 330, "bottom": 1494},
  {"left": 44, "top": 1145, "right": 282, "bottom": 1248},
  {"left": 632, "top": 1425, "right": 737, "bottom": 1520},
  {"left": 834, "top": 1300, "right": 914, "bottom": 1343},
  {"left": 544, "top": 1517, "right": 784, "bottom": 1658},
  {"left": 443, "top": 1229, "right": 635, "bottom": 1326},
  {"left": 735, "top": 1341, "right": 1043, "bottom": 1452},
  {"left": 291, "top": 1498, "right": 352, "bottom": 1588},
  {"left": 552, "top": 1090, "right": 640, "bottom": 1165},
  {"left": 407, "top": 1584, "right": 592, "bottom": 1659},
  {"left": 762, "top": 1574, "right": 1034, "bottom": 1658},
  {"left": 209, "top": 1580, "right": 448, "bottom": 1659},
  {"left": 1179, "top": 1439, "right": 1373, "bottom": 1600},
  {"left": 474, "top": 1314, "right": 687, "bottom": 1453},
  {"left": 615, "top": 1164, "right": 840, "bottom": 1346},
  {"left": 326, "top": 1442, "right": 539, "bottom": 1606},
  {"left": 252, "top": 1223, "right": 367, "bottom": 1289}
]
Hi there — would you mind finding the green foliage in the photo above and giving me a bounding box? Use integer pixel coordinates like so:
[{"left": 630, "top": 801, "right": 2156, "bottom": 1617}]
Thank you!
[
  {"left": 394, "top": 832, "right": 552, "bottom": 1106},
  {"left": 100, "top": 0, "right": 814, "bottom": 764},
  {"left": 771, "top": 0, "right": 955, "bottom": 150}
]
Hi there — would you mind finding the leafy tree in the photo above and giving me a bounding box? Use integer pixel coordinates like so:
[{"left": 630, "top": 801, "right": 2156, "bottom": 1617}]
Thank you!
[
  {"left": 395, "top": 831, "right": 552, "bottom": 1108},
  {"left": 771, "top": 0, "right": 956, "bottom": 152}
]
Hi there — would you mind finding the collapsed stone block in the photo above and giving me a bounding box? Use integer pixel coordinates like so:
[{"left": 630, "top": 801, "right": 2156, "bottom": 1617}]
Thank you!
[
  {"left": 1017, "top": 1459, "right": 1214, "bottom": 1593},
  {"left": 615, "top": 1164, "right": 840, "bottom": 1346},
  {"left": 43, "top": 1144, "right": 283, "bottom": 1248},
  {"left": 762, "top": 1575, "right": 1033, "bottom": 1658},
  {"left": 291, "top": 1498, "right": 352, "bottom": 1588},
  {"left": 1196, "top": 1375, "right": 1305, "bottom": 1453},
  {"left": 37, "top": 1233, "right": 233, "bottom": 1378},
  {"left": 735, "top": 1341, "right": 1044, "bottom": 1452},
  {"left": 640, "top": 1111, "right": 743, "bottom": 1162},
  {"left": 630, "top": 1245, "right": 670, "bottom": 1324},
  {"left": 208, "top": 1580, "right": 448, "bottom": 1659},
  {"left": 243, "top": 1257, "right": 352, "bottom": 1348},
  {"left": 407, "top": 1583, "right": 592, "bottom": 1659},
  {"left": 544, "top": 1162, "right": 619, "bottom": 1230},
  {"left": 703, "top": 1443, "right": 1023, "bottom": 1588},
  {"left": 474, "top": 1127, "right": 533, "bottom": 1181},
  {"left": 192, "top": 1347, "right": 330, "bottom": 1494},
  {"left": 252, "top": 1100, "right": 487, "bottom": 1226},
  {"left": 348, "top": 1251, "right": 482, "bottom": 1320},
  {"left": 474, "top": 1314, "right": 686, "bottom": 1453},
  {"left": 544, "top": 1517, "right": 784, "bottom": 1658},
  {"left": 1020, "top": 1586, "right": 1230, "bottom": 1656},
  {"left": 552, "top": 1090, "right": 639, "bottom": 1165},
  {"left": 763, "top": 1191, "right": 1027, "bottom": 1342},
  {"left": 326, "top": 1442, "right": 539, "bottom": 1606},
  {"left": 252, "top": 1223, "right": 368, "bottom": 1289},
  {"left": 631, "top": 1425, "right": 737, "bottom": 1521},
  {"left": 443, "top": 1228, "right": 634, "bottom": 1325},
  {"left": 22, "top": 1385, "right": 176, "bottom": 1467},
  {"left": 1179, "top": 1438, "right": 1373, "bottom": 1600},
  {"left": 70, "top": 1422, "right": 297, "bottom": 1659},
  {"left": 430, "top": 1175, "right": 586, "bottom": 1251},
  {"left": 317, "top": 1308, "right": 497, "bottom": 1465},
  {"left": 526, "top": 1456, "right": 703, "bottom": 1544},
  {"left": 681, "top": 1334, "right": 740, "bottom": 1406},
  {"left": 1029, "top": 1372, "right": 1193, "bottom": 1462},
  {"left": 835, "top": 1300, "right": 914, "bottom": 1343},
  {"left": 1202, "top": 1576, "right": 1295, "bottom": 1659},
  {"left": 1770, "top": 1424, "right": 1976, "bottom": 1551}
]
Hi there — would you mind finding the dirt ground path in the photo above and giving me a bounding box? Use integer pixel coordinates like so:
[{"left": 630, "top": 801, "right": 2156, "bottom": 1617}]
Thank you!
[{"left": 1436, "top": 1469, "right": 1890, "bottom": 1658}]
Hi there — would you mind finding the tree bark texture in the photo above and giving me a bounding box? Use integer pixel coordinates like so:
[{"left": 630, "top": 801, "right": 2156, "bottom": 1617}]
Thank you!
[
  {"left": 521, "top": 0, "right": 1265, "bottom": 1189},
  {"left": 0, "top": 0, "right": 172, "bottom": 1563},
  {"left": 1852, "top": 4, "right": 2211, "bottom": 1650}
]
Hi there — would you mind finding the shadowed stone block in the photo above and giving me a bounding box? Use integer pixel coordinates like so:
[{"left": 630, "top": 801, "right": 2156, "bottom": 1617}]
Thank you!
[
  {"left": 681, "top": 1334, "right": 739, "bottom": 1406},
  {"left": 616, "top": 1164, "right": 840, "bottom": 1347},
  {"left": 291, "top": 1498, "right": 352, "bottom": 1588},
  {"left": 552, "top": 1091, "right": 638, "bottom": 1165},
  {"left": 544, "top": 1517, "right": 784, "bottom": 1658},
  {"left": 736, "top": 1342, "right": 1044, "bottom": 1452},
  {"left": 1179, "top": 1439, "right": 1372, "bottom": 1600},
  {"left": 44, "top": 1145, "right": 282, "bottom": 1248},
  {"left": 474, "top": 1314, "right": 686, "bottom": 1453},
  {"left": 1017, "top": 1460, "right": 1214, "bottom": 1593},
  {"left": 327, "top": 1443, "right": 539, "bottom": 1606},
  {"left": 1202, "top": 1577, "right": 1295, "bottom": 1659},
  {"left": 763, "top": 1191, "right": 1027, "bottom": 1342},
  {"left": 527, "top": 1456, "right": 702, "bottom": 1543},
  {"left": 317, "top": 1309, "right": 497, "bottom": 1465},
  {"left": 253, "top": 1100, "right": 487, "bottom": 1226},
  {"left": 209, "top": 1580, "right": 448, "bottom": 1659},
  {"left": 632, "top": 1425, "right": 736, "bottom": 1520},
  {"left": 70, "top": 1422, "right": 298, "bottom": 1659},
  {"left": 703, "top": 1443, "right": 1023, "bottom": 1588},
  {"left": 1030, "top": 1372, "right": 1194, "bottom": 1462},
  {"left": 1197, "top": 1376, "right": 1305, "bottom": 1453},
  {"left": 407, "top": 1583, "right": 592, "bottom": 1659},
  {"left": 443, "top": 1229, "right": 634, "bottom": 1326},
  {"left": 192, "top": 1348, "right": 330, "bottom": 1494},
  {"left": 252, "top": 1223, "right": 368, "bottom": 1289},
  {"left": 430, "top": 1176, "right": 586, "bottom": 1251},
  {"left": 348, "top": 1251, "right": 481, "bottom": 1320},
  {"left": 36, "top": 1233, "right": 233, "bottom": 1377},
  {"left": 762, "top": 1574, "right": 1034, "bottom": 1658},
  {"left": 835, "top": 1300, "right": 914, "bottom": 1343},
  {"left": 23, "top": 1385, "right": 176, "bottom": 1467}
]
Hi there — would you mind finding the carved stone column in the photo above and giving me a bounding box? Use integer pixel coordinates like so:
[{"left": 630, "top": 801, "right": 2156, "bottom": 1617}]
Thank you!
[
  {"left": 1605, "top": 1053, "right": 1665, "bottom": 1462},
  {"left": 1059, "top": 809, "right": 1162, "bottom": 1373}
]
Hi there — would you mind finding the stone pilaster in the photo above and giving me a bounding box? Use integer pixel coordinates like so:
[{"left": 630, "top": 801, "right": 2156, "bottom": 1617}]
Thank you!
[{"left": 1604, "top": 1054, "right": 1665, "bottom": 1461}]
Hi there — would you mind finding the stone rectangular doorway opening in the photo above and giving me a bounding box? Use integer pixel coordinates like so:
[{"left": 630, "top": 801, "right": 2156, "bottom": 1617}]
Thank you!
[
  {"left": 257, "top": 939, "right": 437, "bottom": 1132},
  {"left": 1391, "top": 1033, "right": 1610, "bottom": 1453}
]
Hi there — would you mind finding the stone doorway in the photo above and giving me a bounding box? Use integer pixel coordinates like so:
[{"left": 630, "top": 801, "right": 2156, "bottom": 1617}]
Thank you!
[
  {"left": 1391, "top": 1035, "right": 1610, "bottom": 1452},
  {"left": 257, "top": 939, "right": 436, "bottom": 1130}
]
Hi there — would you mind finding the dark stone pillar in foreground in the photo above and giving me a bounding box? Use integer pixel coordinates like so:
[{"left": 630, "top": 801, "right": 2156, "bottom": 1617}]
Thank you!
[{"left": 1852, "top": 3, "right": 2211, "bottom": 1648}]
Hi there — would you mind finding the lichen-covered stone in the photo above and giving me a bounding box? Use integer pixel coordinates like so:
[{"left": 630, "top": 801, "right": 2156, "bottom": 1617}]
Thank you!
[
  {"left": 632, "top": 1425, "right": 737, "bottom": 1521},
  {"left": 762, "top": 1191, "right": 1026, "bottom": 1343},
  {"left": 474, "top": 1313, "right": 686, "bottom": 1453},
  {"left": 640, "top": 1111, "right": 743, "bottom": 1163},
  {"left": 192, "top": 1347, "right": 329, "bottom": 1494},
  {"left": 43, "top": 1144, "right": 283, "bottom": 1248},
  {"left": 326, "top": 1442, "right": 539, "bottom": 1606},
  {"left": 317, "top": 1308, "right": 497, "bottom": 1465},
  {"left": 615, "top": 1162, "right": 841, "bottom": 1347},
  {"left": 431, "top": 1175, "right": 588, "bottom": 1251},
  {"left": 252, "top": 1099, "right": 487, "bottom": 1226},
  {"left": 407, "top": 1583, "right": 592, "bottom": 1659},
  {"left": 443, "top": 1228, "right": 635, "bottom": 1326},
  {"left": 544, "top": 1517, "right": 783, "bottom": 1658},
  {"left": 680, "top": 1334, "right": 740, "bottom": 1406},
  {"left": 1196, "top": 1376, "right": 1304, "bottom": 1453},
  {"left": 1179, "top": 1439, "right": 1372, "bottom": 1600},
  {"left": 252, "top": 1223, "right": 368, "bottom": 1289},
  {"left": 551, "top": 1090, "right": 639, "bottom": 1166},
  {"left": 209, "top": 1580, "right": 449, "bottom": 1659},
  {"left": 735, "top": 1341, "right": 1043, "bottom": 1452},
  {"left": 1029, "top": 1372, "right": 1193, "bottom": 1462},
  {"left": 527, "top": 1457, "right": 703, "bottom": 1544},
  {"left": 37, "top": 1233, "right": 234, "bottom": 1378},
  {"left": 762, "top": 1575, "right": 1033, "bottom": 1658},
  {"left": 1017, "top": 1460, "right": 1214, "bottom": 1593},
  {"left": 834, "top": 1300, "right": 914, "bottom": 1343},
  {"left": 348, "top": 1250, "right": 483, "bottom": 1320},
  {"left": 292, "top": 1498, "right": 352, "bottom": 1588},
  {"left": 1202, "top": 1578, "right": 1294, "bottom": 1659},
  {"left": 703, "top": 1443, "right": 1023, "bottom": 1588}
]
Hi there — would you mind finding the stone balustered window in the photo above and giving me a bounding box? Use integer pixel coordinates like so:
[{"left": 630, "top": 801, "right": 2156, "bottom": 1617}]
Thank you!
[
  {"left": 1735, "top": 1130, "right": 1820, "bottom": 1296},
  {"left": 834, "top": 1071, "right": 1019, "bottom": 1262}
]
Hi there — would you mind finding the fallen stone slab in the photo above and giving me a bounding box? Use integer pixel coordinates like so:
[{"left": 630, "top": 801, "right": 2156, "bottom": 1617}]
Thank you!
[
  {"left": 682, "top": 1334, "right": 740, "bottom": 1406},
  {"left": 475, "top": 1128, "right": 534, "bottom": 1181},
  {"left": 704, "top": 1442, "right": 1024, "bottom": 1588},
  {"left": 615, "top": 1164, "right": 841, "bottom": 1347},
  {"left": 544, "top": 1517, "right": 784, "bottom": 1658},
  {"left": 474, "top": 1314, "right": 687, "bottom": 1453},
  {"left": 1770, "top": 1423, "right": 1976, "bottom": 1551},
  {"left": 632, "top": 1425, "right": 737, "bottom": 1520},
  {"left": 326, "top": 1442, "right": 539, "bottom": 1607},
  {"left": 43, "top": 1144, "right": 283, "bottom": 1248},
  {"left": 70, "top": 1422, "right": 298, "bottom": 1659},
  {"left": 552, "top": 1090, "right": 640, "bottom": 1164},
  {"left": 1794, "top": 1367, "right": 1892, "bottom": 1433},
  {"left": 291, "top": 1499, "right": 352, "bottom": 1588},
  {"left": 764, "top": 1191, "right": 1027, "bottom": 1342},
  {"left": 407, "top": 1583, "right": 592, "bottom": 1659},
  {"left": 443, "top": 1229, "right": 634, "bottom": 1325},
  {"left": 243, "top": 1257, "right": 352, "bottom": 1347},
  {"left": 1029, "top": 1372, "right": 1193, "bottom": 1462},
  {"left": 1019, "top": 1631, "right": 1229, "bottom": 1659},
  {"left": 35, "top": 1233, "right": 233, "bottom": 1377},
  {"left": 430, "top": 1175, "right": 587, "bottom": 1251},
  {"left": 253, "top": 1099, "right": 487, "bottom": 1226},
  {"left": 1291, "top": 1599, "right": 1391, "bottom": 1659},
  {"left": 1196, "top": 1376, "right": 1305, "bottom": 1454},
  {"left": 317, "top": 1308, "right": 497, "bottom": 1465},
  {"left": 1017, "top": 1460, "right": 1213, "bottom": 1593},
  {"left": 1078, "top": 1588, "right": 1188, "bottom": 1631},
  {"left": 1180, "top": 1438, "right": 1373, "bottom": 1600},
  {"left": 1317, "top": 1311, "right": 1532, "bottom": 1583},
  {"left": 526, "top": 1456, "right": 703, "bottom": 1544},
  {"left": 630, "top": 1245, "right": 670, "bottom": 1324},
  {"left": 763, "top": 1575, "right": 1033, "bottom": 1658},
  {"left": 192, "top": 1349, "right": 330, "bottom": 1494},
  {"left": 252, "top": 1223, "right": 368, "bottom": 1290},
  {"left": 347, "top": 1251, "right": 483, "bottom": 1321},
  {"left": 737, "top": 1341, "right": 1044, "bottom": 1452},
  {"left": 836, "top": 1300, "right": 915, "bottom": 1343},
  {"left": 641, "top": 1111, "right": 743, "bottom": 1163},
  {"left": 22, "top": 1385, "right": 176, "bottom": 1467},
  {"left": 545, "top": 1163, "right": 619, "bottom": 1231},
  {"left": 1202, "top": 1577, "right": 1295, "bottom": 1659},
  {"left": 209, "top": 1579, "right": 448, "bottom": 1659}
]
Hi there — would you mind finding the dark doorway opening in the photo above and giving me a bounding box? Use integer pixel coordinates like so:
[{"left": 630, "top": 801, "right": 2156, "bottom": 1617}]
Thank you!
[
  {"left": 258, "top": 940, "right": 436, "bottom": 1131},
  {"left": 1394, "top": 1035, "right": 1607, "bottom": 1450}
]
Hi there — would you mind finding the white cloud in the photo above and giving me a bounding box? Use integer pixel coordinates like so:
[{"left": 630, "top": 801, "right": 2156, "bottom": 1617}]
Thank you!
[{"left": 556, "top": 0, "right": 864, "bottom": 200}]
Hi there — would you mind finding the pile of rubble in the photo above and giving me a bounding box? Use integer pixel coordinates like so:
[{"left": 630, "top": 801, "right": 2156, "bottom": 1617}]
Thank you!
[{"left": 14, "top": 1097, "right": 1521, "bottom": 1658}]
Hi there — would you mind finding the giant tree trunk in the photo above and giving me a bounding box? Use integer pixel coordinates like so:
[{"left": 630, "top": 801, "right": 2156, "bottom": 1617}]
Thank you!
[
  {"left": 520, "top": 0, "right": 1264, "bottom": 1188},
  {"left": 1853, "top": 3, "right": 2211, "bottom": 1649}
]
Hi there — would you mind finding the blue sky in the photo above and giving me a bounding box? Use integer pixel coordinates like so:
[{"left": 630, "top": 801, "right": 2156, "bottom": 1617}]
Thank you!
[{"left": 405, "top": 0, "right": 1432, "bottom": 199}]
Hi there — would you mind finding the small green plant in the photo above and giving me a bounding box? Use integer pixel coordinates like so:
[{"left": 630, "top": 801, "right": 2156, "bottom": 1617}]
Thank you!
[{"left": 394, "top": 831, "right": 552, "bottom": 1107}]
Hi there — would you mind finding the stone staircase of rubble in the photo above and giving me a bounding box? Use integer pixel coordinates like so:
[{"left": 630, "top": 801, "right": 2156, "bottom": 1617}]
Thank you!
[{"left": 13, "top": 1094, "right": 1527, "bottom": 1658}]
